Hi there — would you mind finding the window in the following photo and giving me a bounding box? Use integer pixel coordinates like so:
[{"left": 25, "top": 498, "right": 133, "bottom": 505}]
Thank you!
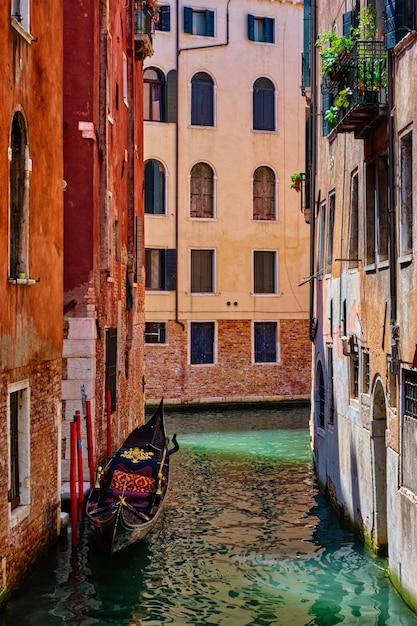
[
  {"left": 348, "top": 171, "right": 359, "bottom": 269},
  {"left": 362, "top": 350, "right": 370, "bottom": 394},
  {"left": 105, "top": 329, "right": 117, "bottom": 412},
  {"left": 191, "top": 249, "right": 214, "bottom": 293},
  {"left": 254, "top": 322, "right": 278, "bottom": 363},
  {"left": 191, "top": 72, "right": 214, "bottom": 127},
  {"left": 190, "top": 322, "right": 215, "bottom": 364},
  {"left": 144, "top": 68, "right": 165, "bottom": 121},
  {"left": 350, "top": 354, "right": 359, "bottom": 399},
  {"left": 11, "top": 0, "right": 30, "bottom": 34},
  {"left": 321, "top": 88, "right": 333, "bottom": 136},
  {"left": 316, "top": 362, "right": 325, "bottom": 430},
  {"left": 254, "top": 250, "right": 276, "bottom": 294},
  {"left": 8, "top": 384, "right": 30, "bottom": 514},
  {"left": 248, "top": 15, "right": 275, "bottom": 43},
  {"left": 184, "top": 7, "right": 214, "bottom": 36},
  {"left": 404, "top": 370, "right": 417, "bottom": 419},
  {"left": 123, "top": 53, "right": 128, "bottom": 105},
  {"left": 253, "top": 78, "right": 275, "bottom": 131},
  {"left": 316, "top": 201, "right": 326, "bottom": 275},
  {"left": 145, "top": 322, "right": 167, "bottom": 344},
  {"left": 190, "top": 163, "right": 214, "bottom": 218},
  {"left": 9, "top": 112, "right": 30, "bottom": 280},
  {"left": 155, "top": 5, "right": 170, "bottom": 31},
  {"left": 365, "top": 155, "right": 389, "bottom": 265},
  {"left": 325, "top": 191, "right": 335, "bottom": 274},
  {"left": 145, "top": 248, "right": 177, "bottom": 290},
  {"left": 400, "top": 130, "right": 413, "bottom": 256},
  {"left": 144, "top": 159, "right": 165, "bottom": 214},
  {"left": 327, "top": 346, "right": 334, "bottom": 425},
  {"left": 402, "top": 369, "right": 417, "bottom": 494},
  {"left": 253, "top": 166, "right": 276, "bottom": 220},
  {"left": 385, "top": 0, "right": 416, "bottom": 49}
]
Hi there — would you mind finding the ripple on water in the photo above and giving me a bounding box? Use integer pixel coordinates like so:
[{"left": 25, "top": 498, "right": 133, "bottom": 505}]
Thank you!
[{"left": 1, "top": 408, "right": 417, "bottom": 626}]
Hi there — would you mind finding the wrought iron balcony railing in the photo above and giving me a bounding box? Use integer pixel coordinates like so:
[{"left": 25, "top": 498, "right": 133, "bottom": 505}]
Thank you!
[{"left": 322, "top": 40, "right": 388, "bottom": 138}]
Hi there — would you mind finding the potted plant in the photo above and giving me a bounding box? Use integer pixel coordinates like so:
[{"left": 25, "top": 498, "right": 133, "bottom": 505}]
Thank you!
[
  {"left": 290, "top": 173, "right": 302, "bottom": 192},
  {"left": 315, "top": 30, "right": 355, "bottom": 79}
]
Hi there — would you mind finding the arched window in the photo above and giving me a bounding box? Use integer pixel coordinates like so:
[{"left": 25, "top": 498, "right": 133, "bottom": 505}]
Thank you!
[
  {"left": 190, "top": 163, "right": 214, "bottom": 218},
  {"left": 9, "top": 112, "right": 29, "bottom": 279},
  {"left": 144, "top": 160, "right": 166, "bottom": 215},
  {"left": 191, "top": 72, "right": 214, "bottom": 126},
  {"left": 253, "top": 77, "right": 275, "bottom": 131},
  {"left": 253, "top": 166, "right": 276, "bottom": 220},
  {"left": 144, "top": 68, "right": 165, "bottom": 121}
]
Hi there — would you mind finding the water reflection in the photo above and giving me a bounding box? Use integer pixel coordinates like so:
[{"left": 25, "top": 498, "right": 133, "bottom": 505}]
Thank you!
[{"left": 1, "top": 406, "right": 416, "bottom": 625}]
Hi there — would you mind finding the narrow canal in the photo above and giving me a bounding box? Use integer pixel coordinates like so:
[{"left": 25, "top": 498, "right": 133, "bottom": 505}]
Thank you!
[{"left": 1, "top": 406, "right": 417, "bottom": 625}]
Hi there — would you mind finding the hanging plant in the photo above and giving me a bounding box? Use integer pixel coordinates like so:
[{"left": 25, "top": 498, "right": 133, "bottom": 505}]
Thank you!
[{"left": 290, "top": 173, "right": 302, "bottom": 192}]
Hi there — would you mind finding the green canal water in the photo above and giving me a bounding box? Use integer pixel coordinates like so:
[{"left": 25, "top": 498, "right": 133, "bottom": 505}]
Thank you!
[{"left": 1, "top": 406, "right": 417, "bottom": 625}]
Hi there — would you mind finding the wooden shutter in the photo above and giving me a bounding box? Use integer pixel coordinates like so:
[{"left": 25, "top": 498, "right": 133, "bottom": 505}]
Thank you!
[
  {"left": 136, "top": 216, "right": 142, "bottom": 282},
  {"left": 190, "top": 322, "right": 214, "bottom": 364},
  {"left": 105, "top": 328, "right": 118, "bottom": 412},
  {"left": 206, "top": 10, "right": 215, "bottom": 36},
  {"left": 265, "top": 17, "right": 274, "bottom": 43},
  {"left": 254, "top": 322, "right": 277, "bottom": 363},
  {"left": 342, "top": 10, "right": 358, "bottom": 37},
  {"left": 248, "top": 14, "right": 255, "bottom": 40},
  {"left": 166, "top": 69, "right": 177, "bottom": 123},
  {"left": 253, "top": 167, "right": 275, "bottom": 220},
  {"left": 184, "top": 7, "right": 193, "bottom": 33},
  {"left": 160, "top": 5, "right": 170, "bottom": 31},
  {"left": 322, "top": 91, "right": 332, "bottom": 136},
  {"left": 165, "top": 249, "right": 177, "bottom": 291},
  {"left": 384, "top": 0, "right": 408, "bottom": 49},
  {"left": 9, "top": 391, "right": 20, "bottom": 510}
]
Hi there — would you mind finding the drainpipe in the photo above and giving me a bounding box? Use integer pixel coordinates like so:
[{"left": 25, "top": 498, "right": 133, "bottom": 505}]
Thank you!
[
  {"left": 387, "top": 51, "right": 397, "bottom": 330},
  {"left": 174, "top": 0, "right": 231, "bottom": 330},
  {"left": 308, "top": 0, "right": 318, "bottom": 342}
]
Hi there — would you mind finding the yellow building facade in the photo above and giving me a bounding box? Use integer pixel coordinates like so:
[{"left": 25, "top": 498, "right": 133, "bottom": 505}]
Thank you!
[{"left": 144, "top": 0, "right": 311, "bottom": 405}]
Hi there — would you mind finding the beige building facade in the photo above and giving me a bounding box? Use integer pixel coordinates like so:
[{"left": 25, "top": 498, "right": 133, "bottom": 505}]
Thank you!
[{"left": 144, "top": 0, "right": 311, "bottom": 405}]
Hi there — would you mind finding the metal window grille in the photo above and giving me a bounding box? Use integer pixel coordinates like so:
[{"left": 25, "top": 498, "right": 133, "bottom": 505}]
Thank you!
[
  {"left": 9, "top": 391, "right": 20, "bottom": 510},
  {"left": 404, "top": 370, "right": 417, "bottom": 419}
]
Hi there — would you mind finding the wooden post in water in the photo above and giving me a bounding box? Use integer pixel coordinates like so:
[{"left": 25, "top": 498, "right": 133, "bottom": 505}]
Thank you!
[
  {"left": 75, "top": 411, "right": 84, "bottom": 522},
  {"left": 86, "top": 400, "right": 94, "bottom": 489},
  {"left": 70, "top": 420, "right": 78, "bottom": 547}
]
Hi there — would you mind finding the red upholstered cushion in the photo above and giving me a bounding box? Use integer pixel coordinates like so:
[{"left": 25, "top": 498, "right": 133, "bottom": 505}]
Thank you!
[{"left": 110, "top": 470, "right": 155, "bottom": 492}]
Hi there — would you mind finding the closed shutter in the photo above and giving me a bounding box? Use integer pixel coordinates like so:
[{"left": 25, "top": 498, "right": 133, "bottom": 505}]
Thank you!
[
  {"left": 265, "top": 17, "right": 274, "bottom": 43},
  {"left": 184, "top": 7, "right": 193, "bottom": 33},
  {"left": 248, "top": 14, "right": 255, "bottom": 40},
  {"left": 384, "top": 0, "right": 408, "bottom": 49},
  {"left": 254, "top": 322, "right": 277, "bottom": 363},
  {"left": 160, "top": 5, "right": 170, "bottom": 31},
  {"left": 136, "top": 216, "right": 143, "bottom": 282},
  {"left": 342, "top": 10, "right": 357, "bottom": 37},
  {"left": 190, "top": 322, "right": 214, "bottom": 364},
  {"left": 105, "top": 328, "right": 118, "bottom": 412},
  {"left": 191, "top": 76, "right": 213, "bottom": 126},
  {"left": 322, "top": 91, "right": 332, "bottom": 136},
  {"left": 206, "top": 10, "right": 215, "bottom": 36},
  {"left": 165, "top": 249, "right": 177, "bottom": 290},
  {"left": 166, "top": 69, "right": 177, "bottom": 123}
]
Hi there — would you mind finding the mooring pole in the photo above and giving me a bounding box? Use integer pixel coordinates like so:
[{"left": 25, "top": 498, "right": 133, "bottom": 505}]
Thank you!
[
  {"left": 86, "top": 400, "right": 94, "bottom": 489},
  {"left": 70, "top": 420, "right": 78, "bottom": 547},
  {"left": 75, "top": 411, "right": 84, "bottom": 522}
]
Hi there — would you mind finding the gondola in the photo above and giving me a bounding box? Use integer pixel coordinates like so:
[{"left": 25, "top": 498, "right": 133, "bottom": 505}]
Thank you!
[{"left": 86, "top": 399, "right": 178, "bottom": 554}]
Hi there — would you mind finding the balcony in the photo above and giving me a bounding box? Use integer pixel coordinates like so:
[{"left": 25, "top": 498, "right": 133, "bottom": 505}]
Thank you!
[
  {"left": 134, "top": 1, "right": 155, "bottom": 61},
  {"left": 322, "top": 41, "right": 387, "bottom": 139}
]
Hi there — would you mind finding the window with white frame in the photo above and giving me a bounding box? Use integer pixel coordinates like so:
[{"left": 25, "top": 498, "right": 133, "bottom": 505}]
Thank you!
[
  {"left": 190, "top": 163, "right": 214, "bottom": 218},
  {"left": 254, "top": 321, "right": 278, "bottom": 363},
  {"left": 253, "top": 166, "right": 276, "bottom": 220},
  {"left": 400, "top": 129, "right": 413, "bottom": 256},
  {"left": 191, "top": 249, "right": 214, "bottom": 293},
  {"left": 184, "top": 7, "right": 215, "bottom": 36},
  {"left": 190, "top": 322, "right": 215, "bottom": 364},
  {"left": 348, "top": 171, "right": 359, "bottom": 269},
  {"left": 144, "top": 159, "right": 166, "bottom": 214},
  {"left": 247, "top": 15, "right": 275, "bottom": 43},
  {"left": 325, "top": 191, "right": 335, "bottom": 274},
  {"left": 253, "top": 250, "right": 277, "bottom": 294},
  {"left": 11, "top": 0, "right": 30, "bottom": 34},
  {"left": 145, "top": 322, "right": 167, "bottom": 344},
  {"left": 8, "top": 382, "right": 30, "bottom": 515},
  {"left": 191, "top": 72, "right": 214, "bottom": 127}
]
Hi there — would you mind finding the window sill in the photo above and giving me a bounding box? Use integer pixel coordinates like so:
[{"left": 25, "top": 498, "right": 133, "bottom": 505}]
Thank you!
[
  {"left": 145, "top": 290, "right": 170, "bottom": 295},
  {"left": 8, "top": 277, "right": 38, "bottom": 286},
  {"left": 10, "top": 503, "right": 30, "bottom": 528},
  {"left": 11, "top": 18, "right": 34, "bottom": 43},
  {"left": 399, "top": 253, "right": 413, "bottom": 267}
]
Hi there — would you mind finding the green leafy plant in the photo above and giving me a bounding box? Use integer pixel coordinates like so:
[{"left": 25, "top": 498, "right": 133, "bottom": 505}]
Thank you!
[
  {"left": 290, "top": 173, "right": 302, "bottom": 191},
  {"left": 315, "top": 30, "right": 355, "bottom": 76},
  {"left": 324, "top": 105, "right": 340, "bottom": 129}
]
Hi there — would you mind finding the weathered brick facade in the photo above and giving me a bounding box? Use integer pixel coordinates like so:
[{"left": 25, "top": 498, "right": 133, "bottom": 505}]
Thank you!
[
  {"left": 0, "top": 3, "right": 64, "bottom": 604},
  {"left": 145, "top": 319, "right": 311, "bottom": 404}
]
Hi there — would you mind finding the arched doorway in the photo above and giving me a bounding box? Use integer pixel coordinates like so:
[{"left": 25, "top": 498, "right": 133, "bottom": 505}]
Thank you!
[{"left": 370, "top": 378, "right": 388, "bottom": 553}]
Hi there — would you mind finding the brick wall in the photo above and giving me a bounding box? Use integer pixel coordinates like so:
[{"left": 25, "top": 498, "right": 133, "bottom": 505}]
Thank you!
[
  {"left": 144, "top": 319, "right": 311, "bottom": 404},
  {"left": 0, "top": 360, "right": 61, "bottom": 605}
]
